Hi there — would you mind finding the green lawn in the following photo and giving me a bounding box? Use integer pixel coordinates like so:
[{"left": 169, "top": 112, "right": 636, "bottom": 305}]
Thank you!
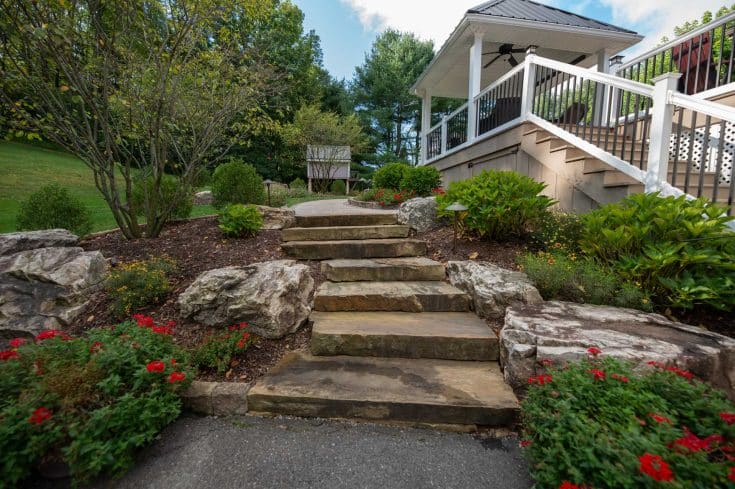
[{"left": 0, "top": 142, "right": 215, "bottom": 233}]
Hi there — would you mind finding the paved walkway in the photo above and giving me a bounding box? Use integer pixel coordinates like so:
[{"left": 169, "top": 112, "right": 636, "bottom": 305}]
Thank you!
[
  {"left": 293, "top": 199, "right": 396, "bottom": 216},
  {"left": 112, "top": 415, "right": 533, "bottom": 489}
]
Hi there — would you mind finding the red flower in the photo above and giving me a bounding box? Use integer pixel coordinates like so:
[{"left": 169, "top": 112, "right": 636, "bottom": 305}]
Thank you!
[
  {"left": 165, "top": 320, "right": 176, "bottom": 328},
  {"left": 36, "top": 329, "right": 70, "bottom": 341},
  {"left": 9, "top": 338, "right": 26, "bottom": 348},
  {"left": 168, "top": 371, "right": 186, "bottom": 383},
  {"left": 393, "top": 193, "right": 402, "bottom": 201},
  {"left": 170, "top": 358, "right": 177, "bottom": 366},
  {"left": 538, "top": 358, "right": 553, "bottom": 367},
  {"left": 611, "top": 373, "right": 629, "bottom": 383},
  {"left": 647, "top": 361, "right": 664, "bottom": 368},
  {"left": 519, "top": 440, "right": 532, "bottom": 448},
  {"left": 90, "top": 341, "right": 103, "bottom": 354},
  {"left": 0, "top": 350, "right": 19, "bottom": 361},
  {"left": 650, "top": 413, "right": 671, "bottom": 424},
  {"left": 29, "top": 407, "right": 52, "bottom": 425},
  {"left": 559, "top": 482, "right": 580, "bottom": 489},
  {"left": 586, "top": 347, "right": 601, "bottom": 356},
  {"left": 671, "top": 428, "right": 723, "bottom": 453},
  {"left": 528, "top": 374, "right": 553, "bottom": 385},
  {"left": 666, "top": 365, "right": 694, "bottom": 380},
  {"left": 431, "top": 187, "right": 445, "bottom": 195},
  {"left": 133, "top": 314, "right": 155, "bottom": 328},
  {"left": 588, "top": 369, "right": 606, "bottom": 381},
  {"left": 152, "top": 326, "right": 173, "bottom": 335},
  {"left": 729, "top": 467, "right": 735, "bottom": 482},
  {"left": 721, "top": 413, "right": 735, "bottom": 425},
  {"left": 639, "top": 453, "right": 674, "bottom": 482},
  {"left": 146, "top": 360, "right": 166, "bottom": 373}
]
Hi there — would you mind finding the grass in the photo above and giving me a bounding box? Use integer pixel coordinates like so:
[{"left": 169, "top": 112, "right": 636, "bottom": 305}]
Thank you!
[{"left": 0, "top": 142, "right": 215, "bottom": 233}]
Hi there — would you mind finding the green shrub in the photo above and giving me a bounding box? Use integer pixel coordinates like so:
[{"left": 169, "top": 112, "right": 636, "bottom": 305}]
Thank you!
[
  {"left": 356, "top": 188, "right": 378, "bottom": 202},
  {"left": 210, "top": 160, "right": 265, "bottom": 209},
  {"left": 105, "top": 258, "right": 175, "bottom": 318},
  {"left": 287, "top": 186, "right": 309, "bottom": 199},
  {"left": 400, "top": 166, "right": 442, "bottom": 196},
  {"left": 16, "top": 184, "right": 92, "bottom": 236},
  {"left": 530, "top": 211, "right": 584, "bottom": 252},
  {"left": 0, "top": 318, "right": 192, "bottom": 485},
  {"left": 330, "top": 179, "right": 347, "bottom": 195},
  {"left": 518, "top": 251, "right": 651, "bottom": 310},
  {"left": 191, "top": 323, "right": 254, "bottom": 373},
  {"left": 580, "top": 193, "right": 735, "bottom": 310},
  {"left": 522, "top": 354, "right": 735, "bottom": 488},
  {"left": 373, "top": 162, "right": 409, "bottom": 190},
  {"left": 267, "top": 187, "right": 289, "bottom": 207},
  {"left": 130, "top": 173, "right": 193, "bottom": 220},
  {"left": 218, "top": 204, "right": 263, "bottom": 238},
  {"left": 290, "top": 177, "right": 307, "bottom": 189},
  {"left": 437, "top": 170, "right": 554, "bottom": 241}
]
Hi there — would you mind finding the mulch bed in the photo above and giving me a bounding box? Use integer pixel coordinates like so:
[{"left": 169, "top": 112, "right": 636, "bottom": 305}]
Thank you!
[{"left": 418, "top": 226, "right": 528, "bottom": 270}]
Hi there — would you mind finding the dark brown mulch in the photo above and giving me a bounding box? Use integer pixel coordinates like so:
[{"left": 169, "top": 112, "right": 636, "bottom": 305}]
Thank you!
[
  {"left": 418, "top": 226, "right": 528, "bottom": 269},
  {"left": 671, "top": 310, "right": 735, "bottom": 338}
]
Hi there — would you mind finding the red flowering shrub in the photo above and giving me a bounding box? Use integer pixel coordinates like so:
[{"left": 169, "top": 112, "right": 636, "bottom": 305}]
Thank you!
[
  {"left": 0, "top": 319, "right": 192, "bottom": 486},
  {"left": 522, "top": 355, "right": 735, "bottom": 488},
  {"left": 191, "top": 323, "right": 255, "bottom": 373}
]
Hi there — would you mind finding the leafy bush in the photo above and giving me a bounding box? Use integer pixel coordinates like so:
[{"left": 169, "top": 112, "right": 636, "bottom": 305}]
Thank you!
[
  {"left": 437, "top": 170, "right": 554, "bottom": 241},
  {"left": 400, "top": 166, "right": 442, "bottom": 196},
  {"left": 522, "top": 353, "right": 735, "bottom": 488},
  {"left": 16, "top": 184, "right": 92, "bottom": 236},
  {"left": 580, "top": 193, "right": 735, "bottom": 310},
  {"left": 0, "top": 318, "right": 192, "bottom": 485},
  {"left": 106, "top": 258, "right": 174, "bottom": 318},
  {"left": 210, "top": 160, "right": 265, "bottom": 209},
  {"left": 191, "top": 323, "right": 254, "bottom": 373},
  {"left": 530, "top": 211, "right": 584, "bottom": 252},
  {"left": 519, "top": 251, "right": 651, "bottom": 310},
  {"left": 330, "top": 179, "right": 346, "bottom": 195},
  {"left": 287, "top": 186, "right": 309, "bottom": 199},
  {"left": 267, "top": 187, "right": 289, "bottom": 207},
  {"left": 355, "top": 188, "right": 378, "bottom": 202},
  {"left": 290, "top": 177, "right": 307, "bottom": 189},
  {"left": 130, "top": 173, "right": 193, "bottom": 220},
  {"left": 218, "top": 204, "right": 263, "bottom": 238},
  {"left": 373, "top": 162, "right": 409, "bottom": 190}
]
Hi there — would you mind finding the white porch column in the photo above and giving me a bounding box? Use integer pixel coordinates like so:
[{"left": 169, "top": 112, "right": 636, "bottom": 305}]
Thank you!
[
  {"left": 645, "top": 73, "right": 681, "bottom": 192},
  {"left": 594, "top": 49, "right": 610, "bottom": 126},
  {"left": 520, "top": 46, "right": 537, "bottom": 116},
  {"left": 607, "top": 55, "right": 624, "bottom": 127},
  {"left": 420, "top": 90, "right": 432, "bottom": 164},
  {"left": 467, "top": 32, "right": 483, "bottom": 143}
]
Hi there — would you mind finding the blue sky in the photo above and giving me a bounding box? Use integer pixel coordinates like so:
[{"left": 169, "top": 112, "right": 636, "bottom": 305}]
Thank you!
[{"left": 293, "top": 0, "right": 730, "bottom": 80}]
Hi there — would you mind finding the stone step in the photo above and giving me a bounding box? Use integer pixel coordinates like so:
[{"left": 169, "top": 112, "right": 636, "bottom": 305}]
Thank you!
[
  {"left": 321, "top": 257, "right": 445, "bottom": 282},
  {"left": 310, "top": 311, "right": 497, "bottom": 361},
  {"left": 282, "top": 239, "right": 426, "bottom": 260},
  {"left": 282, "top": 225, "right": 410, "bottom": 242},
  {"left": 294, "top": 214, "right": 398, "bottom": 228},
  {"left": 247, "top": 352, "right": 518, "bottom": 426},
  {"left": 314, "top": 281, "right": 471, "bottom": 312}
]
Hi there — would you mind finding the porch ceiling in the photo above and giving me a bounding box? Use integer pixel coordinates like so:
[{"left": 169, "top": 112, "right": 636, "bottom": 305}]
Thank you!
[{"left": 412, "top": 14, "right": 643, "bottom": 99}]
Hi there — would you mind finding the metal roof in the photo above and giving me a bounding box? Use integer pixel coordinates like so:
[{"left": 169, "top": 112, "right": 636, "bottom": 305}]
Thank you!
[{"left": 468, "top": 0, "right": 637, "bottom": 35}]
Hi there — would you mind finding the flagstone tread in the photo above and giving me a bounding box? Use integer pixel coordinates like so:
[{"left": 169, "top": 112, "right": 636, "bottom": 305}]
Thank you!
[
  {"left": 310, "top": 311, "right": 497, "bottom": 360},
  {"left": 321, "top": 257, "right": 445, "bottom": 282},
  {"left": 247, "top": 352, "right": 518, "bottom": 426},
  {"left": 282, "top": 225, "right": 410, "bottom": 242},
  {"left": 282, "top": 239, "right": 426, "bottom": 260},
  {"left": 314, "top": 281, "right": 470, "bottom": 312}
]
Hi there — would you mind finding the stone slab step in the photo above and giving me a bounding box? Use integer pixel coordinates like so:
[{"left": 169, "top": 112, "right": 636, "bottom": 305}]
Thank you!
[
  {"left": 314, "top": 281, "right": 471, "bottom": 312},
  {"left": 310, "top": 311, "right": 497, "bottom": 361},
  {"left": 282, "top": 225, "right": 410, "bottom": 242},
  {"left": 294, "top": 214, "right": 398, "bottom": 228},
  {"left": 282, "top": 239, "right": 426, "bottom": 260},
  {"left": 247, "top": 352, "right": 518, "bottom": 426},
  {"left": 321, "top": 257, "right": 445, "bottom": 282}
]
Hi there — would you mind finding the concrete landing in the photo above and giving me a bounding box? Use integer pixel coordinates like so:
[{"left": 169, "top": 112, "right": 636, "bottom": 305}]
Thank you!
[
  {"left": 321, "top": 257, "right": 445, "bottom": 282},
  {"left": 294, "top": 214, "right": 398, "bottom": 228},
  {"left": 314, "top": 281, "right": 471, "bottom": 312},
  {"left": 282, "top": 238, "right": 426, "bottom": 260},
  {"left": 282, "top": 225, "right": 410, "bottom": 242},
  {"left": 247, "top": 352, "right": 519, "bottom": 426},
  {"left": 310, "top": 311, "right": 498, "bottom": 361}
]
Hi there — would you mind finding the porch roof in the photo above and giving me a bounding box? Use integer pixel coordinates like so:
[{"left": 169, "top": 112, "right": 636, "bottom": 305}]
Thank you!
[{"left": 411, "top": 0, "right": 643, "bottom": 99}]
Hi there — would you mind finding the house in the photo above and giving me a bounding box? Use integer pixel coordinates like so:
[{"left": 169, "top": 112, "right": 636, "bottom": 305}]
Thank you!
[
  {"left": 306, "top": 145, "right": 352, "bottom": 193},
  {"left": 413, "top": 0, "right": 735, "bottom": 216}
]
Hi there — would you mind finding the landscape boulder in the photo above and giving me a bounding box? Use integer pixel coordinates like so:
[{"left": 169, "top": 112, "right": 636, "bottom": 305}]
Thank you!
[
  {"left": 178, "top": 260, "right": 313, "bottom": 339},
  {"left": 0, "top": 229, "right": 78, "bottom": 257},
  {"left": 447, "top": 261, "right": 542, "bottom": 319},
  {"left": 256, "top": 205, "right": 296, "bottom": 230},
  {"left": 500, "top": 301, "right": 735, "bottom": 398},
  {"left": 397, "top": 196, "right": 445, "bottom": 233},
  {"left": 194, "top": 190, "right": 213, "bottom": 206}
]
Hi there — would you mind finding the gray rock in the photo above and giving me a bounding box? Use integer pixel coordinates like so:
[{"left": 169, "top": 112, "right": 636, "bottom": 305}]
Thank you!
[
  {"left": 0, "top": 247, "right": 107, "bottom": 292},
  {"left": 0, "top": 229, "right": 78, "bottom": 256},
  {"left": 397, "top": 197, "right": 445, "bottom": 233},
  {"left": 500, "top": 301, "right": 735, "bottom": 398},
  {"left": 181, "top": 381, "right": 250, "bottom": 416},
  {"left": 447, "top": 261, "right": 542, "bottom": 319},
  {"left": 256, "top": 205, "right": 296, "bottom": 230},
  {"left": 194, "top": 190, "right": 213, "bottom": 205},
  {"left": 178, "top": 260, "right": 313, "bottom": 339}
]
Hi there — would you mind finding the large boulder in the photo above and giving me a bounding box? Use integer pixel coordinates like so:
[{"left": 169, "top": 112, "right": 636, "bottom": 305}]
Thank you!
[
  {"left": 0, "top": 246, "right": 107, "bottom": 339},
  {"left": 178, "top": 260, "right": 313, "bottom": 339},
  {"left": 447, "top": 261, "right": 542, "bottom": 319},
  {"left": 500, "top": 301, "right": 735, "bottom": 398},
  {"left": 0, "top": 229, "right": 78, "bottom": 257},
  {"left": 397, "top": 196, "right": 445, "bottom": 233},
  {"left": 256, "top": 205, "right": 296, "bottom": 230},
  {"left": 194, "top": 190, "right": 213, "bottom": 205}
]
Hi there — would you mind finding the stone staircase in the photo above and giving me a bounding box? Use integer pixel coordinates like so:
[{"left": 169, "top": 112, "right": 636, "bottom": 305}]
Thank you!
[{"left": 247, "top": 212, "right": 519, "bottom": 427}]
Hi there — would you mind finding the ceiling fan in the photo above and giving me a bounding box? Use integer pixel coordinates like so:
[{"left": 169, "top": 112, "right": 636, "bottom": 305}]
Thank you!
[{"left": 482, "top": 44, "right": 529, "bottom": 69}]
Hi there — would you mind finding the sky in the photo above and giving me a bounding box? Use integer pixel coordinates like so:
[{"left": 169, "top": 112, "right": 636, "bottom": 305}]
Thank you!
[{"left": 292, "top": 0, "right": 732, "bottom": 81}]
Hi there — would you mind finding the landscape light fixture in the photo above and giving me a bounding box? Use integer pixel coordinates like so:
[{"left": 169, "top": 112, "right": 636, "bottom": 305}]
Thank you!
[
  {"left": 445, "top": 202, "right": 467, "bottom": 252},
  {"left": 263, "top": 179, "right": 273, "bottom": 206}
]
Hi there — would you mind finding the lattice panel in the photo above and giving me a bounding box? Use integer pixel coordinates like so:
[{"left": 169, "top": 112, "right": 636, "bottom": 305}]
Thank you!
[{"left": 669, "top": 122, "right": 734, "bottom": 185}]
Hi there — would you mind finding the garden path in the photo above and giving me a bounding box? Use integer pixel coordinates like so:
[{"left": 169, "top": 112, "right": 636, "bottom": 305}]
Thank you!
[{"left": 292, "top": 198, "right": 396, "bottom": 216}]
